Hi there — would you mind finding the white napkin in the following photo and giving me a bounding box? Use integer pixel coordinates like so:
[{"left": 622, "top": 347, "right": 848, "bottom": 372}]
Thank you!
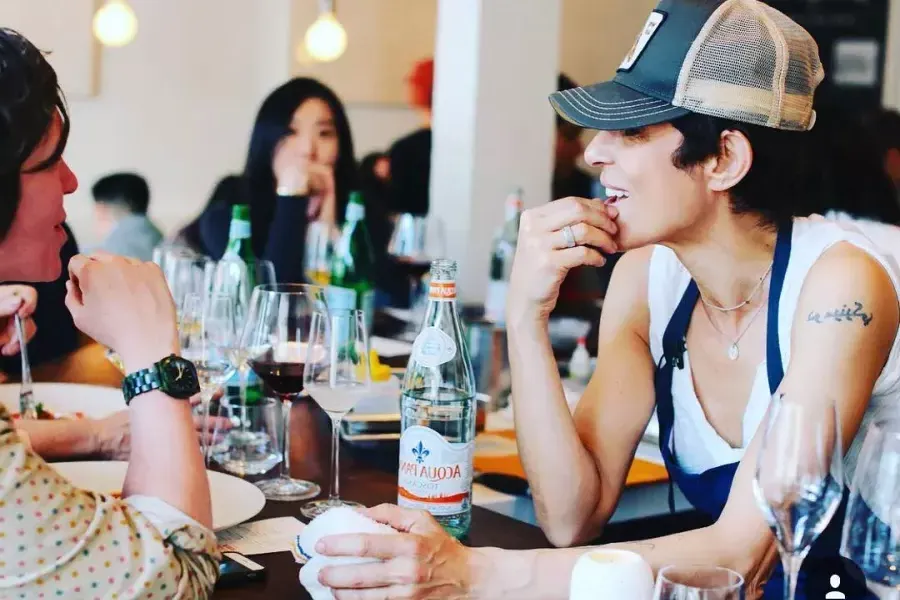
[{"left": 292, "top": 507, "right": 397, "bottom": 600}]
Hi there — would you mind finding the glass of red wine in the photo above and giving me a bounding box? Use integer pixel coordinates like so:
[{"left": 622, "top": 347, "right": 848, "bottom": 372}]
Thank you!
[
  {"left": 241, "top": 283, "right": 327, "bottom": 501},
  {"left": 387, "top": 214, "right": 445, "bottom": 337}
]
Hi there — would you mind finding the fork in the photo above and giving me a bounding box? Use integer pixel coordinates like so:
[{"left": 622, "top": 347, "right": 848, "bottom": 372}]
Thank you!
[{"left": 14, "top": 314, "right": 36, "bottom": 419}]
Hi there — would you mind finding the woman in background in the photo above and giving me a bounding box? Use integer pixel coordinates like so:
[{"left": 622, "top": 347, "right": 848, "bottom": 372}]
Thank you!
[
  {"left": 199, "top": 77, "right": 357, "bottom": 282},
  {"left": 170, "top": 174, "right": 241, "bottom": 254}
]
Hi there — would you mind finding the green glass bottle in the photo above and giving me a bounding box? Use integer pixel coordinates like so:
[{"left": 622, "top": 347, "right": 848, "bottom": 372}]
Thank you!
[
  {"left": 222, "top": 204, "right": 262, "bottom": 404},
  {"left": 330, "top": 192, "right": 375, "bottom": 326}
]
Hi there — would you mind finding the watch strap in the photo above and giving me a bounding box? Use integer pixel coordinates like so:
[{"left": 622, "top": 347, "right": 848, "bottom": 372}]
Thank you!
[{"left": 121, "top": 364, "right": 161, "bottom": 405}]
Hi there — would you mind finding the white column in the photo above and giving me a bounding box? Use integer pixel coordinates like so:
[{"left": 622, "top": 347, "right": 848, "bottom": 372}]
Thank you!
[
  {"left": 430, "top": 0, "right": 561, "bottom": 303},
  {"left": 884, "top": 0, "right": 900, "bottom": 109}
]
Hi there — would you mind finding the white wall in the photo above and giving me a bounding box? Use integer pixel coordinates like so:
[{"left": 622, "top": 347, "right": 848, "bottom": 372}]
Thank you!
[{"left": 61, "top": 0, "right": 418, "bottom": 247}]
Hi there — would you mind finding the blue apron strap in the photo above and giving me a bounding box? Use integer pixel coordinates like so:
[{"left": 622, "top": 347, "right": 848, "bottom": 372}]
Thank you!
[
  {"left": 765, "top": 221, "right": 793, "bottom": 394},
  {"left": 659, "top": 280, "right": 699, "bottom": 513}
]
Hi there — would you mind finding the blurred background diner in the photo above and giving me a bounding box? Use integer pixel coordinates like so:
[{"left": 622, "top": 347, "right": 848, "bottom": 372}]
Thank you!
[{"left": 3, "top": 0, "right": 900, "bottom": 598}]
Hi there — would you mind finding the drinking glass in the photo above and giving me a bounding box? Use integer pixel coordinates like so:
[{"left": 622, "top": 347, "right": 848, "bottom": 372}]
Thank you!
[
  {"left": 753, "top": 393, "right": 844, "bottom": 600},
  {"left": 180, "top": 293, "right": 237, "bottom": 463},
  {"left": 654, "top": 566, "right": 744, "bottom": 600},
  {"left": 301, "top": 309, "right": 371, "bottom": 518},
  {"left": 387, "top": 214, "right": 445, "bottom": 332},
  {"left": 210, "top": 397, "right": 284, "bottom": 477},
  {"left": 304, "top": 221, "right": 337, "bottom": 286},
  {"left": 241, "top": 283, "right": 327, "bottom": 501},
  {"left": 166, "top": 255, "right": 215, "bottom": 319},
  {"left": 841, "top": 418, "right": 900, "bottom": 599}
]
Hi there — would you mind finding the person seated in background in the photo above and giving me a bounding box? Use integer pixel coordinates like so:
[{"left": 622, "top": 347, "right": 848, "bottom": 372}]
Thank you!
[
  {"left": 0, "top": 222, "right": 81, "bottom": 380},
  {"left": 305, "top": 2, "right": 900, "bottom": 598},
  {"left": 171, "top": 174, "right": 241, "bottom": 254},
  {"left": 89, "top": 171, "right": 163, "bottom": 261},
  {"left": 0, "top": 27, "right": 218, "bottom": 597},
  {"left": 865, "top": 107, "right": 900, "bottom": 199},
  {"left": 553, "top": 73, "right": 605, "bottom": 318},
  {"left": 199, "top": 77, "right": 358, "bottom": 283},
  {"left": 387, "top": 57, "right": 433, "bottom": 217},
  {"left": 359, "top": 152, "right": 405, "bottom": 307}
]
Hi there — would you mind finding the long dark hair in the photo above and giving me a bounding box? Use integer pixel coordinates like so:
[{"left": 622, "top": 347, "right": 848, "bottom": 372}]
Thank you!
[
  {"left": 243, "top": 77, "right": 357, "bottom": 253},
  {"left": 177, "top": 174, "right": 241, "bottom": 253}
]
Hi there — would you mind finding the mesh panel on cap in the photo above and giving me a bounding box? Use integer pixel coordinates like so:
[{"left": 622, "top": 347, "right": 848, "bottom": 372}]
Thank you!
[{"left": 672, "top": 0, "right": 823, "bottom": 131}]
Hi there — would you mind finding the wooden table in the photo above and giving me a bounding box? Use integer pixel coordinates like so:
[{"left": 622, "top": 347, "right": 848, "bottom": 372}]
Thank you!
[
  {"left": 213, "top": 399, "right": 552, "bottom": 599},
  {"left": 31, "top": 341, "right": 683, "bottom": 599}
]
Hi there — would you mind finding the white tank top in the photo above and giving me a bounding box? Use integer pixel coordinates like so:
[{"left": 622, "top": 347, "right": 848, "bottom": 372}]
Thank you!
[{"left": 647, "top": 216, "right": 900, "bottom": 478}]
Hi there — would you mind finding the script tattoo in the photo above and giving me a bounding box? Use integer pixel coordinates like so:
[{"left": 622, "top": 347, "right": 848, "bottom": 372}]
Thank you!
[{"left": 807, "top": 302, "right": 873, "bottom": 327}]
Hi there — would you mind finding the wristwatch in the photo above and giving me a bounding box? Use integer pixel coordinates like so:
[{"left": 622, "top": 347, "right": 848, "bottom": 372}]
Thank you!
[{"left": 121, "top": 354, "right": 201, "bottom": 405}]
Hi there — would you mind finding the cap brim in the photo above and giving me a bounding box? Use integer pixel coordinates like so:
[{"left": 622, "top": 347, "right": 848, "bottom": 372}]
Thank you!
[{"left": 550, "top": 80, "right": 690, "bottom": 131}]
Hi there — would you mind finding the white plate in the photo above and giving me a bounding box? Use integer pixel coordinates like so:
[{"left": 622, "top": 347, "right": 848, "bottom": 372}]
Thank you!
[
  {"left": 0, "top": 383, "right": 125, "bottom": 419},
  {"left": 50, "top": 461, "right": 266, "bottom": 531}
]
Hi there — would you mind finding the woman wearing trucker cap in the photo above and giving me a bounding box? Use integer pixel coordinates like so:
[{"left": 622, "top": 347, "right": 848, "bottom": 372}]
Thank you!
[{"left": 308, "top": 1, "right": 898, "bottom": 598}]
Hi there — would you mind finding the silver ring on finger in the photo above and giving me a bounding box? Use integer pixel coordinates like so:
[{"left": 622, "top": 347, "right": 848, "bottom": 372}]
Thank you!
[{"left": 562, "top": 225, "right": 577, "bottom": 249}]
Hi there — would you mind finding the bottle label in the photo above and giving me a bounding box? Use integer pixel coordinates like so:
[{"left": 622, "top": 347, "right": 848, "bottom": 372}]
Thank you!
[
  {"left": 345, "top": 202, "right": 365, "bottom": 222},
  {"left": 412, "top": 327, "right": 457, "bottom": 368},
  {"left": 428, "top": 279, "right": 456, "bottom": 301},
  {"left": 398, "top": 425, "right": 474, "bottom": 516},
  {"left": 229, "top": 219, "right": 251, "bottom": 240}
]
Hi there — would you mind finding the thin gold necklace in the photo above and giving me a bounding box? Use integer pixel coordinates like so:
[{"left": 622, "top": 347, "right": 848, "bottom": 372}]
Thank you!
[
  {"left": 699, "top": 262, "right": 773, "bottom": 313},
  {"left": 701, "top": 296, "right": 767, "bottom": 361}
]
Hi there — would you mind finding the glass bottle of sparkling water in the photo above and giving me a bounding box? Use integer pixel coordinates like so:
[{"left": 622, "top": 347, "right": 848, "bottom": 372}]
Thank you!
[{"left": 398, "top": 259, "right": 476, "bottom": 539}]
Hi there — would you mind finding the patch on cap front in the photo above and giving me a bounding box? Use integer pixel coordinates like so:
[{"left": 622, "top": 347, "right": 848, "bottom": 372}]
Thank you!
[{"left": 619, "top": 11, "right": 666, "bottom": 71}]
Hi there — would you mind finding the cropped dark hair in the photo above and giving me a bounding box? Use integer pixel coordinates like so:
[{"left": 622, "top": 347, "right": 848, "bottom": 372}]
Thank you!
[
  {"left": 669, "top": 113, "right": 815, "bottom": 226},
  {"left": 91, "top": 172, "right": 151, "bottom": 214},
  {"left": 242, "top": 77, "right": 356, "bottom": 254},
  {"left": 0, "top": 28, "right": 70, "bottom": 240}
]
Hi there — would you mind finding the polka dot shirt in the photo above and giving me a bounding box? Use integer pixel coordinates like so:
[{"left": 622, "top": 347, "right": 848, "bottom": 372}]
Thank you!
[{"left": 0, "top": 406, "right": 220, "bottom": 599}]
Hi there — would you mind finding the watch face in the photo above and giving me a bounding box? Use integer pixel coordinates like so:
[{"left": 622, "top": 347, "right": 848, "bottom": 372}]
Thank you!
[{"left": 158, "top": 356, "right": 201, "bottom": 398}]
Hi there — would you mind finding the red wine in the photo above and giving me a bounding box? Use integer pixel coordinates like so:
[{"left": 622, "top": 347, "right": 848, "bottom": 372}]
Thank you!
[
  {"left": 390, "top": 256, "right": 432, "bottom": 279},
  {"left": 248, "top": 352, "right": 307, "bottom": 396}
]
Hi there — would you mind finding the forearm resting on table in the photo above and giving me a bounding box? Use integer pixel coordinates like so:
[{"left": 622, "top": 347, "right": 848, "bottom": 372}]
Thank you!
[
  {"left": 473, "top": 524, "right": 775, "bottom": 600},
  {"left": 125, "top": 389, "right": 213, "bottom": 529},
  {"left": 508, "top": 323, "right": 603, "bottom": 546}
]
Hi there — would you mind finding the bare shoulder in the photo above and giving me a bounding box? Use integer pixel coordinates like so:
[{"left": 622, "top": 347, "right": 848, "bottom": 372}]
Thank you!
[
  {"left": 599, "top": 246, "right": 655, "bottom": 343},
  {"left": 789, "top": 241, "right": 899, "bottom": 386},
  {"left": 799, "top": 241, "right": 898, "bottom": 333}
]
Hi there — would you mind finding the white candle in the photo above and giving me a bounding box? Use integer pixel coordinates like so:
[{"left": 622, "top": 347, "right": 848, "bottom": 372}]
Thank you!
[{"left": 569, "top": 549, "right": 655, "bottom": 600}]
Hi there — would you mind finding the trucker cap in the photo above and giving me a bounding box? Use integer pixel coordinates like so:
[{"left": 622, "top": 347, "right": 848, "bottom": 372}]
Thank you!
[{"left": 550, "top": 0, "right": 824, "bottom": 132}]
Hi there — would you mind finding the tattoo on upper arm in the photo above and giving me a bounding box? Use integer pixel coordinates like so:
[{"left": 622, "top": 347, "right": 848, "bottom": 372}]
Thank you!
[{"left": 807, "top": 302, "right": 873, "bottom": 327}]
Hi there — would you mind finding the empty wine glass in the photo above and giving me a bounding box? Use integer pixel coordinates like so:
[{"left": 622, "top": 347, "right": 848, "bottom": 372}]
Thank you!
[
  {"left": 841, "top": 418, "right": 900, "bottom": 599},
  {"left": 654, "top": 565, "right": 744, "bottom": 600},
  {"left": 753, "top": 393, "right": 844, "bottom": 600},
  {"left": 301, "top": 309, "right": 371, "bottom": 518},
  {"left": 181, "top": 293, "right": 237, "bottom": 463},
  {"left": 241, "top": 283, "right": 327, "bottom": 501},
  {"left": 166, "top": 255, "right": 215, "bottom": 319}
]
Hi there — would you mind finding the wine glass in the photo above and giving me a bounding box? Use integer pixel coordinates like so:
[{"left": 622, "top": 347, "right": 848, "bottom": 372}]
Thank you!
[
  {"left": 180, "top": 293, "right": 237, "bottom": 463},
  {"left": 166, "top": 255, "right": 215, "bottom": 319},
  {"left": 753, "top": 393, "right": 844, "bottom": 600},
  {"left": 841, "top": 418, "right": 900, "bottom": 599},
  {"left": 241, "top": 283, "right": 327, "bottom": 501},
  {"left": 301, "top": 309, "right": 371, "bottom": 518},
  {"left": 213, "top": 259, "right": 276, "bottom": 321},
  {"left": 304, "top": 221, "right": 337, "bottom": 286},
  {"left": 654, "top": 565, "right": 744, "bottom": 599},
  {"left": 387, "top": 214, "right": 445, "bottom": 334}
]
